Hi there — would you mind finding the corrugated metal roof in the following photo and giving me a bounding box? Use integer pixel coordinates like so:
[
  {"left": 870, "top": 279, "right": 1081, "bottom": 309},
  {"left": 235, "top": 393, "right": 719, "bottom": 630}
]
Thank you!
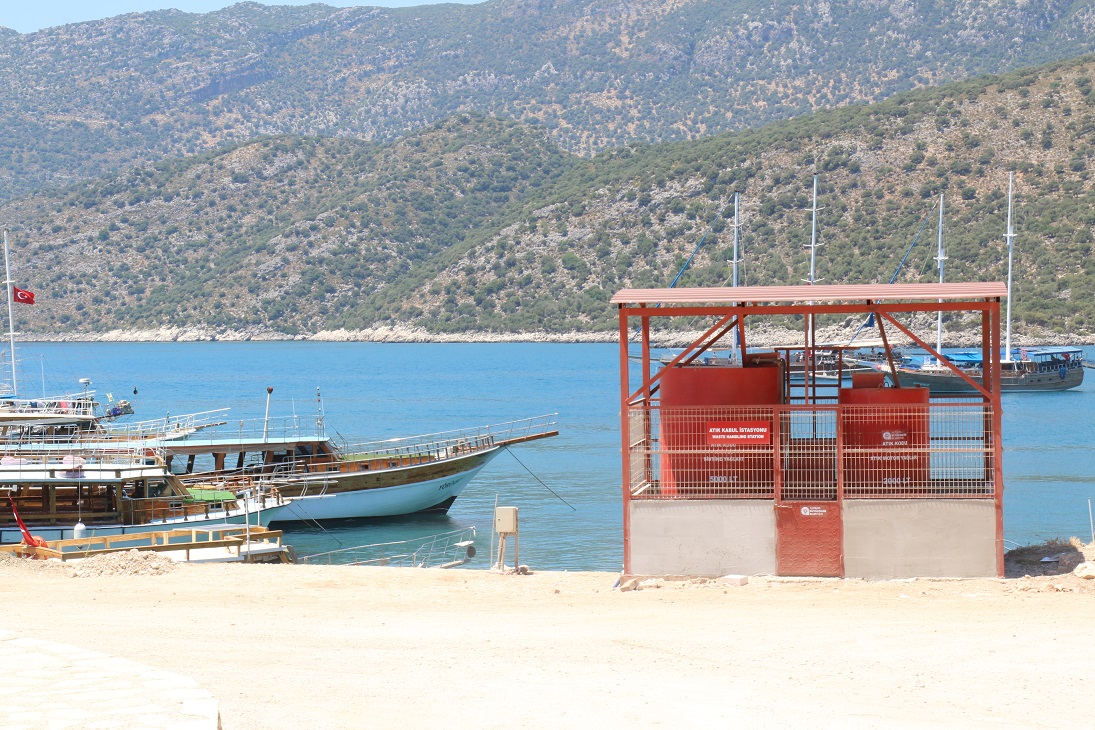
[{"left": 610, "top": 282, "right": 1007, "bottom": 305}]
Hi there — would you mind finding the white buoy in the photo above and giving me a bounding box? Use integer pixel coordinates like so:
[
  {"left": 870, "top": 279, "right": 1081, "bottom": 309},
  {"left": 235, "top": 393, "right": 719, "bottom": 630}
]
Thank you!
[{"left": 73, "top": 522, "right": 86, "bottom": 539}]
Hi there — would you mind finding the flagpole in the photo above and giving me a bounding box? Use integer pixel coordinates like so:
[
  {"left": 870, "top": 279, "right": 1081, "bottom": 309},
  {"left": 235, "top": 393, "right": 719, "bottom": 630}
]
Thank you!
[{"left": 3, "top": 231, "right": 16, "bottom": 397}]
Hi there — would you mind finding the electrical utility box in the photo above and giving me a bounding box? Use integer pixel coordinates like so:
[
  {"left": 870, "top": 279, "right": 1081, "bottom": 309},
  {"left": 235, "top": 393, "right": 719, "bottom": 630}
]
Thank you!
[{"left": 495, "top": 506, "right": 519, "bottom": 534}]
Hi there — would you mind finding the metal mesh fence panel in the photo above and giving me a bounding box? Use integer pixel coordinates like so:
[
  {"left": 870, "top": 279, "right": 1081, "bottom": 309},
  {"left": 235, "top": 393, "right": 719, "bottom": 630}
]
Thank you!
[
  {"left": 631, "top": 406, "right": 777, "bottom": 498},
  {"left": 781, "top": 409, "right": 837, "bottom": 501},
  {"left": 627, "top": 402, "right": 995, "bottom": 500}
]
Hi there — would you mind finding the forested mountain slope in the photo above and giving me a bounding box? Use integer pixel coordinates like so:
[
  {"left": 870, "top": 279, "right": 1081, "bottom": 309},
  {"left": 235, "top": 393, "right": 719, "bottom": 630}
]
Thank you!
[
  {"left": 2, "top": 0, "right": 1094, "bottom": 200},
  {"left": 1, "top": 57, "right": 1094, "bottom": 340}
]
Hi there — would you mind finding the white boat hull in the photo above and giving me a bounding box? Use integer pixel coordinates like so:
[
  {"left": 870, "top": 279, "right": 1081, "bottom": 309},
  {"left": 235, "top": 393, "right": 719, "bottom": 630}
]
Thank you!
[{"left": 267, "top": 458, "right": 495, "bottom": 522}]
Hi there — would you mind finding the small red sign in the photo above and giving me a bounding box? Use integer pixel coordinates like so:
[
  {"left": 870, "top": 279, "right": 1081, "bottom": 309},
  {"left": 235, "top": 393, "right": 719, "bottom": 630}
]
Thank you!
[{"left": 706, "top": 421, "right": 771, "bottom": 445}]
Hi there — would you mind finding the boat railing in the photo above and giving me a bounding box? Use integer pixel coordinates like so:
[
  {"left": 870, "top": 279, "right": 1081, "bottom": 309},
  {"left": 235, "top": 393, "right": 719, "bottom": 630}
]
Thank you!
[
  {"left": 0, "top": 443, "right": 166, "bottom": 471},
  {"left": 119, "top": 482, "right": 285, "bottom": 526},
  {"left": 97, "top": 410, "right": 327, "bottom": 442},
  {"left": 338, "top": 414, "right": 558, "bottom": 462},
  {"left": 97, "top": 409, "right": 230, "bottom": 440},
  {"left": 181, "top": 467, "right": 338, "bottom": 498},
  {"left": 297, "top": 526, "right": 478, "bottom": 568},
  {"left": 0, "top": 393, "right": 98, "bottom": 417}
]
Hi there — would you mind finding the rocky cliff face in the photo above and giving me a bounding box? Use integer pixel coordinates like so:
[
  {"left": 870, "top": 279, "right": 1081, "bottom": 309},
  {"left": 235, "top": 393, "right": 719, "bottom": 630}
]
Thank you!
[
  {"left": 2, "top": 54, "right": 1094, "bottom": 342},
  {"left": 1, "top": 0, "right": 1094, "bottom": 200}
]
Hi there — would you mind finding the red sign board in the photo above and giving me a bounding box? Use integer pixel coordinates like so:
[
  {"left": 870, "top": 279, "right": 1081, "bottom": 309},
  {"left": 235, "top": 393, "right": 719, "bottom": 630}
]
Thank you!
[{"left": 706, "top": 421, "right": 771, "bottom": 445}]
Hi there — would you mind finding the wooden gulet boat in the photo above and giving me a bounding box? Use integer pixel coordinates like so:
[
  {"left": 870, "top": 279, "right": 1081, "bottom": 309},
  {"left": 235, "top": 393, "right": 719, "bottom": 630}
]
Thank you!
[
  {"left": 872, "top": 346, "right": 1085, "bottom": 392},
  {"left": 859, "top": 179, "right": 1084, "bottom": 393},
  {"left": 167, "top": 415, "right": 560, "bottom": 523},
  {"left": 0, "top": 405, "right": 559, "bottom": 522},
  {"left": 0, "top": 445, "right": 286, "bottom": 544}
]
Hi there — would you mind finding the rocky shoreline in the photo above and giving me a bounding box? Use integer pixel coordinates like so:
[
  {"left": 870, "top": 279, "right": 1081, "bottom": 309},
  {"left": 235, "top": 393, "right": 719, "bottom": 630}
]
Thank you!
[
  {"left": 18, "top": 321, "right": 1091, "bottom": 347},
  {"left": 20, "top": 326, "right": 617, "bottom": 344}
]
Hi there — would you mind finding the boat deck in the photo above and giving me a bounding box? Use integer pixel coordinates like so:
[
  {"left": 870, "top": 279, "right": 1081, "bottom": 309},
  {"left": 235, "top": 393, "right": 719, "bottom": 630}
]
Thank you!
[{"left": 0, "top": 526, "right": 293, "bottom": 563}]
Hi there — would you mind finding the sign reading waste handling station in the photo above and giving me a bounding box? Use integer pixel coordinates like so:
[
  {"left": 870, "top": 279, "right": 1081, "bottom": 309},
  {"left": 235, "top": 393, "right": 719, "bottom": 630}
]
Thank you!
[{"left": 706, "top": 421, "right": 771, "bottom": 446}]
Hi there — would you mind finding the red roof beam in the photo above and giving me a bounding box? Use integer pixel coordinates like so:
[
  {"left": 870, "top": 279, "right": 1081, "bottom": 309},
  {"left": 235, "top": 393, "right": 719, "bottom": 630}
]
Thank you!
[{"left": 611, "top": 282, "right": 1007, "bottom": 306}]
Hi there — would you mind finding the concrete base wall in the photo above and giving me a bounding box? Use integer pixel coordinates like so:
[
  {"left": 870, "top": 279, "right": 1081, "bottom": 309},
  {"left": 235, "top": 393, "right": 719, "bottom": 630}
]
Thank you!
[
  {"left": 842, "top": 499, "right": 998, "bottom": 579},
  {"left": 628, "top": 500, "right": 775, "bottom": 576}
]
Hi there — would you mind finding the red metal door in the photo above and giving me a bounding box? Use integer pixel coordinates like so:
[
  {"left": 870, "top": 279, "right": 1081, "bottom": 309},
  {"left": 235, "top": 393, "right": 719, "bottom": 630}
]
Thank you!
[{"left": 775, "top": 502, "right": 843, "bottom": 577}]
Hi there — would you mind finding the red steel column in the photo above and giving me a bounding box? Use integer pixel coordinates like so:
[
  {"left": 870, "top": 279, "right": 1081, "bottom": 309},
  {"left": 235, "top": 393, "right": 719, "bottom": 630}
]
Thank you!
[
  {"left": 990, "top": 299, "right": 1005, "bottom": 577},
  {"left": 619, "top": 304, "right": 633, "bottom": 575},
  {"left": 773, "top": 404, "right": 783, "bottom": 504},
  {"left": 640, "top": 306, "right": 653, "bottom": 497},
  {"left": 641, "top": 305, "right": 651, "bottom": 400}
]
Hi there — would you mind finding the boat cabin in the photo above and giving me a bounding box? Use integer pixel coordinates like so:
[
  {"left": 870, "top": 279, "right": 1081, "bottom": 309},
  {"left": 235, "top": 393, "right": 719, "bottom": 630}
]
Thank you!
[{"left": 0, "top": 447, "right": 279, "bottom": 544}]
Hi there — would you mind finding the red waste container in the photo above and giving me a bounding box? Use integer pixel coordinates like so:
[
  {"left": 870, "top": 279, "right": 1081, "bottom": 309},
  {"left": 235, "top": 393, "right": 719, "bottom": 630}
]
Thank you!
[
  {"left": 659, "top": 364, "right": 782, "bottom": 496},
  {"left": 838, "top": 386, "right": 930, "bottom": 495}
]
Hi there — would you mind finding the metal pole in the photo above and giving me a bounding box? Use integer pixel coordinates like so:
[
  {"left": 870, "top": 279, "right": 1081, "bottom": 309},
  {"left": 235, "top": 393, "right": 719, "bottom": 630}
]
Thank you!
[
  {"left": 936, "top": 195, "right": 946, "bottom": 364},
  {"left": 1088, "top": 498, "right": 1093, "bottom": 546},
  {"left": 732, "top": 192, "right": 741, "bottom": 357},
  {"left": 244, "top": 487, "right": 251, "bottom": 560},
  {"left": 1004, "top": 173, "right": 1015, "bottom": 362},
  {"left": 262, "top": 386, "right": 273, "bottom": 440},
  {"left": 489, "top": 494, "right": 497, "bottom": 571},
  {"left": 3, "top": 231, "right": 17, "bottom": 396},
  {"left": 732, "top": 191, "right": 740, "bottom": 289},
  {"left": 806, "top": 175, "right": 819, "bottom": 401},
  {"left": 809, "top": 174, "right": 818, "bottom": 287}
]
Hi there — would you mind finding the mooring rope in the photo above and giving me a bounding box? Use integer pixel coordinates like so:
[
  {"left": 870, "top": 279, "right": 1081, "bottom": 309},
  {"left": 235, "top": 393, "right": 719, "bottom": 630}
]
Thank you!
[{"left": 504, "top": 446, "right": 576, "bottom": 511}]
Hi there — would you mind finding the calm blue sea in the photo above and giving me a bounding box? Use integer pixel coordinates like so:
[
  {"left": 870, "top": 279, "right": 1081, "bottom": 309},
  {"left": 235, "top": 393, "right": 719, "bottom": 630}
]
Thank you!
[{"left": 13, "top": 341, "right": 1095, "bottom": 569}]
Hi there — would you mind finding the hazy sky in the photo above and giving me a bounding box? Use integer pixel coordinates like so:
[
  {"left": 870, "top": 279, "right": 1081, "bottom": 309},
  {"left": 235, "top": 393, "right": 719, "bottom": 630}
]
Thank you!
[{"left": 0, "top": 1, "right": 479, "bottom": 34}]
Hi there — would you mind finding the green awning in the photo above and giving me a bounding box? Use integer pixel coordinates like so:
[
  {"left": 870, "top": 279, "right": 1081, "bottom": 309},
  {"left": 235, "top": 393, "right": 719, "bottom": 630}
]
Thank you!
[{"left": 185, "top": 487, "right": 238, "bottom": 502}]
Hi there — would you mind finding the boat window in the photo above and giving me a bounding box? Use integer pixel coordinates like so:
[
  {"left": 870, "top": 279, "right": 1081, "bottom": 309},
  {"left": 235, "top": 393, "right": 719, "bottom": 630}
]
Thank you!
[{"left": 147, "top": 480, "right": 170, "bottom": 498}]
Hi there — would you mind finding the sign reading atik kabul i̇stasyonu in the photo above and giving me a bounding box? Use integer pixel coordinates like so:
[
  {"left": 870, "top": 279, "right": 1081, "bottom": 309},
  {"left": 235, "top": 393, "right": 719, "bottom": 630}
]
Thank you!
[{"left": 706, "top": 421, "right": 771, "bottom": 446}]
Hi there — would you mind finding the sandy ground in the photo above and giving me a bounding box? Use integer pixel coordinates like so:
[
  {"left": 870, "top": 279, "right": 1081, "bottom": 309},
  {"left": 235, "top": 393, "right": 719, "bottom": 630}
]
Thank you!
[{"left": 2, "top": 558, "right": 1094, "bottom": 729}]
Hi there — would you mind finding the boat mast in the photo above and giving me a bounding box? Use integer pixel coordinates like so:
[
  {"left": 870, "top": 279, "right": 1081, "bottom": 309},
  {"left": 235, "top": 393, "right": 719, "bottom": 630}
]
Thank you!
[
  {"left": 1004, "top": 172, "right": 1015, "bottom": 362},
  {"left": 808, "top": 173, "right": 820, "bottom": 288},
  {"left": 732, "top": 191, "right": 740, "bottom": 289},
  {"left": 3, "top": 231, "right": 17, "bottom": 396},
  {"left": 730, "top": 191, "right": 741, "bottom": 356},
  {"left": 804, "top": 174, "right": 822, "bottom": 400},
  {"left": 935, "top": 194, "right": 946, "bottom": 364}
]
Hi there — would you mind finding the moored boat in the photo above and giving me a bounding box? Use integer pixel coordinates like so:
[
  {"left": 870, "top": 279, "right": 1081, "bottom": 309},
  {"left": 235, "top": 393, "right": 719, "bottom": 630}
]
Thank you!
[
  {"left": 0, "top": 399, "right": 558, "bottom": 522},
  {"left": 0, "top": 445, "right": 286, "bottom": 544},
  {"left": 874, "top": 346, "right": 1084, "bottom": 392},
  {"left": 173, "top": 415, "right": 559, "bottom": 522},
  {"left": 0, "top": 525, "right": 293, "bottom": 563},
  {"left": 0, "top": 232, "right": 135, "bottom": 435},
  {"left": 849, "top": 176, "right": 1084, "bottom": 393}
]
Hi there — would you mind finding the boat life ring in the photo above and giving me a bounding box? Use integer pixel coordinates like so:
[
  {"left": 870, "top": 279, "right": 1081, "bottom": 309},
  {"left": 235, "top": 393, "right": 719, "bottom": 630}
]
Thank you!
[{"left": 1060, "top": 366, "right": 1068, "bottom": 380}]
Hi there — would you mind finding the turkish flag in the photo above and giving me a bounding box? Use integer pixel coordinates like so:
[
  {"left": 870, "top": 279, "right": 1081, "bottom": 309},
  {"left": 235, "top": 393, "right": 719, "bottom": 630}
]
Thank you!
[{"left": 12, "top": 286, "right": 34, "bottom": 305}]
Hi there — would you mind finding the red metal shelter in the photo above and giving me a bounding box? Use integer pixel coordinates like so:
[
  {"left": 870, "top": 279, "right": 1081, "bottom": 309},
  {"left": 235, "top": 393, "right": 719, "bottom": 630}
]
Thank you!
[{"left": 613, "top": 282, "right": 1007, "bottom": 579}]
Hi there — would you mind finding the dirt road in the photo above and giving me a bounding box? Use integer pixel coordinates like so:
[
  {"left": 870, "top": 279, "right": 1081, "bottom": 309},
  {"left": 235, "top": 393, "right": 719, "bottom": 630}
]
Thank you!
[{"left": 2, "top": 559, "right": 1092, "bottom": 728}]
